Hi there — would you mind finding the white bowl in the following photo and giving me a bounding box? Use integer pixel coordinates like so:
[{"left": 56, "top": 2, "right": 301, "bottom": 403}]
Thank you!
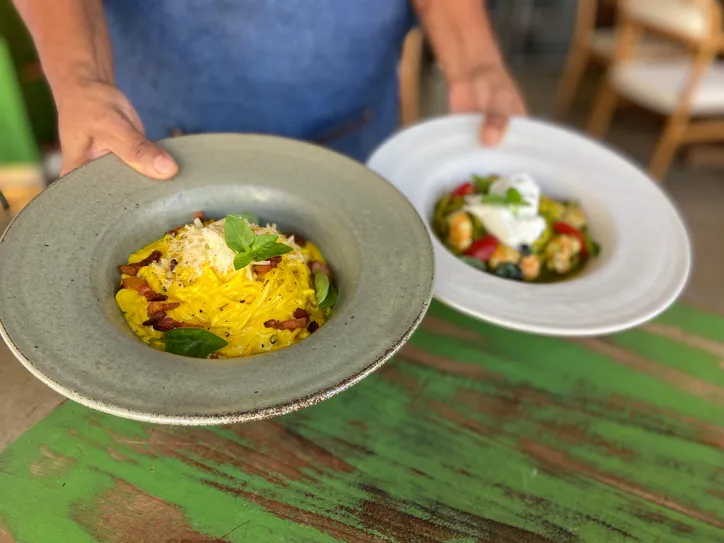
[{"left": 367, "top": 114, "right": 691, "bottom": 336}]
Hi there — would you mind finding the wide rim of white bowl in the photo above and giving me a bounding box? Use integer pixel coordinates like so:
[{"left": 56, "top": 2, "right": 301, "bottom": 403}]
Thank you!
[{"left": 367, "top": 114, "right": 691, "bottom": 336}]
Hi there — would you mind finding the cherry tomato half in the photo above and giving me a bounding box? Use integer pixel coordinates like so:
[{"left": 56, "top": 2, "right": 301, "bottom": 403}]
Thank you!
[
  {"left": 451, "top": 182, "right": 475, "bottom": 198},
  {"left": 464, "top": 235, "right": 499, "bottom": 262},
  {"left": 553, "top": 221, "right": 588, "bottom": 258}
]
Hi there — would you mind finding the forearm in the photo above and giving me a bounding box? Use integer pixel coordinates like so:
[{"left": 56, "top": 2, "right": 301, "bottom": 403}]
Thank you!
[
  {"left": 412, "top": 0, "right": 504, "bottom": 80},
  {"left": 12, "top": 0, "right": 114, "bottom": 99}
]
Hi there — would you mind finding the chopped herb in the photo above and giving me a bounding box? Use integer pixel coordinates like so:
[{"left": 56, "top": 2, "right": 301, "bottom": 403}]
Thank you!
[{"left": 164, "top": 328, "right": 228, "bottom": 358}]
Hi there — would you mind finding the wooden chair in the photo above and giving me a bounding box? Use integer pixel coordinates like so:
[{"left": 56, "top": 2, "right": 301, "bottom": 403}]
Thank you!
[
  {"left": 556, "top": 0, "right": 684, "bottom": 117},
  {"left": 587, "top": 0, "right": 724, "bottom": 179},
  {"left": 399, "top": 27, "right": 424, "bottom": 128}
]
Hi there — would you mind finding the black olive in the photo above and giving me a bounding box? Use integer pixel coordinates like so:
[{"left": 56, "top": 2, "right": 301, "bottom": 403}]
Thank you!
[
  {"left": 494, "top": 262, "right": 524, "bottom": 281},
  {"left": 519, "top": 244, "right": 531, "bottom": 256}
]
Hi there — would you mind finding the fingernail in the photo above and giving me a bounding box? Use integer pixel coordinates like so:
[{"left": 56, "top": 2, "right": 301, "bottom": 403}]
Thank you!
[
  {"left": 154, "top": 154, "right": 177, "bottom": 176},
  {"left": 484, "top": 128, "right": 501, "bottom": 146}
]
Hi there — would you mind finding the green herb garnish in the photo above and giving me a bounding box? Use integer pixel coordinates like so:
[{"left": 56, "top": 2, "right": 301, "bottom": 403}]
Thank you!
[
  {"left": 472, "top": 174, "right": 498, "bottom": 194},
  {"left": 224, "top": 214, "right": 292, "bottom": 270},
  {"left": 225, "top": 214, "right": 255, "bottom": 253},
  {"left": 320, "top": 284, "right": 338, "bottom": 309},
  {"left": 251, "top": 235, "right": 293, "bottom": 262},
  {"left": 314, "top": 270, "right": 329, "bottom": 304},
  {"left": 232, "top": 212, "right": 259, "bottom": 224},
  {"left": 164, "top": 328, "right": 228, "bottom": 358},
  {"left": 481, "top": 188, "right": 530, "bottom": 207},
  {"left": 314, "top": 269, "right": 338, "bottom": 309},
  {"left": 586, "top": 238, "right": 601, "bottom": 258}
]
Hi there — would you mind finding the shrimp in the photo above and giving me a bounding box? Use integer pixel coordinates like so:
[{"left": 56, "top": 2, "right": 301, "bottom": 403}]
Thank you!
[
  {"left": 544, "top": 234, "right": 582, "bottom": 274},
  {"left": 446, "top": 211, "right": 473, "bottom": 252}
]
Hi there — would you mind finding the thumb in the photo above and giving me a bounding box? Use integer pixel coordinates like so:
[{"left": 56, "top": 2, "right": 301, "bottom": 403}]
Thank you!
[
  {"left": 480, "top": 114, "right": 508, "bottom": 147},
  {"left": 103, "top": 120, "right": 178, "bottom": 180}
]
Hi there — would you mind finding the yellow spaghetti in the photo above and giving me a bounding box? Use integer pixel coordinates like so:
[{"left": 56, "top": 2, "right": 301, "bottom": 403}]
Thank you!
[{"left": 115, "top": 214, "right": 333, "bottom": 359}]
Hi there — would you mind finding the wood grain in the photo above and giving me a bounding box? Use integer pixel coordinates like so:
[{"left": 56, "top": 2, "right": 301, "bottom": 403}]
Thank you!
[{"left": 0, "top": 301, "right": 722, "bottom": 542}]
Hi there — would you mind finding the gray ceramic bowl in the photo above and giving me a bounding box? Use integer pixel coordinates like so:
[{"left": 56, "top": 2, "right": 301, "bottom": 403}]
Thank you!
[{"left": 0, "top": 134, "right": 434, "bottom": 424}]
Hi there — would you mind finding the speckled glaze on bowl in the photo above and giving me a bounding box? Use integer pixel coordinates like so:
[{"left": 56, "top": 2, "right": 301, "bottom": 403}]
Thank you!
[{"left": 0, "top": 134, "right": 434, "bottom": 425}]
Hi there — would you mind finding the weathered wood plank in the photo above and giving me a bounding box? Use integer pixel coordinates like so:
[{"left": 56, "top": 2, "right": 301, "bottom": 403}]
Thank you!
[{"left": 0, "top": 301, "right": 722, "bottom": 542}]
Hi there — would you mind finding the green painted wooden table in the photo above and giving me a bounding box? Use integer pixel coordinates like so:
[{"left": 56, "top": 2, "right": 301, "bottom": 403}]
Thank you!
[{"left": 1, "top": 301, "right": 723, "bottom": 542}]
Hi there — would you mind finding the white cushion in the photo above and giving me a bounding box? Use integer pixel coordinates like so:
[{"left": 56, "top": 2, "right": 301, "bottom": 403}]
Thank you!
[
  {"left": 590, "top": 28, "right": 686, "bottom": 58},
  {"left": 611, "top": 60, "right": 724, "bottom": 115},
  {"left": 624, "top": 0, "right": 710, "bottom": 39}
]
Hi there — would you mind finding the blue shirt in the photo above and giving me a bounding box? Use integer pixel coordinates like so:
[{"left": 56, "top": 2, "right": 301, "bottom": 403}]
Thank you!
[{"left": 103, "top": 0, "right": 416, "bottom": 162}]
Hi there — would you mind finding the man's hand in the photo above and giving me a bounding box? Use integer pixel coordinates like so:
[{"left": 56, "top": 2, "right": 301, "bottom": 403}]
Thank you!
[
  {"left": 412, "top": 0, "right": 525, "bottom": 147},
  {"left": 448, "top": 63, "right": 526, "bottom": 147},
  {"left": 57, "top": 80, "right": 178, "bottom": 178},
  {"left": 12, "top": 0, "right": 176, "bottom": 178}
]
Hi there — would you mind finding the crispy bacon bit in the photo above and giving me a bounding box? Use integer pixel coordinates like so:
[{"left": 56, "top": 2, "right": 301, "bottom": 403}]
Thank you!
[
  {"left": 117, "top": 250, "right": 162, "bottom": 276},
  {"left": 309, "top": 261, "right": 330, "bottom": 276},
  {"left": 264, "top": 317, "right": 308, "bottom": 331},
  {"left": 307, "top": 321, "right": 320, "bottom": 334},
  {"left": 287, "top": 232, "right": 307, "bottom": 246},
  {"left": 121, "top": 277, "right": 167, "bottom": 301},
  {"left": 169, "top": 259, "right": 178, "bottom": 272},
  {"left": 166, "top": 211, "right": 207, "bottom": 237},
  {"left": 293, "top": 308, "right": 309, "bottom": 319},
  {"left": 254, "top": 256, "right": 282, "bottom": 277},
  {"left": 142, "top": 312, "right": 198, "bottom": 332},
  {"left": 166, "top": 225, "right": 185, "bottom": 237},
  {"left": 147, "top": 301, "right": 180, "bottom": 317}
]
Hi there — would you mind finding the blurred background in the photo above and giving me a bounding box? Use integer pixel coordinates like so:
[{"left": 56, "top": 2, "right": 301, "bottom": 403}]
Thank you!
[{"left": 0, "top": 0, "right": 722, "bottom": 309}]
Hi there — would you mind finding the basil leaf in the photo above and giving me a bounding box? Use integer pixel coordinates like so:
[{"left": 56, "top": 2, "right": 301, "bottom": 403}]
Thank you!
[
  {"left": 506, "top": 188, "right": 524, "bottom": 205},
  {"left": 225, "top": 215, "right": 255, "bottom": 253},
  {"left": 251, "top": 234, "right": 278, "bottom": 253},
  {"left": 319, "top": 283, "right": 338, "bottom": 309},
  {"left": 314, "top": 270, "right": 330, "bottom": 305},
  {"left": 232, "top": 212, "right": 259, "bottom": 225},
  {"left": 481, "top": 188, "right": 530, "bottom": 207},
  {"left": 460, "top": 256, "right": 487, "bottom": 271},
  {"left": 472, "top": 174, "right": 497, "bottom": 194},
  {"left": 164, "top": 328, "right": 228, "bottom": 358},
  {"left": 253, "top": 242, "right": 292, "bottom": 262},
  {"left": 233, "top": 252, "right": 254, "bottom": 270},
  {"left": 480, "top": 194, "right": 509, "bottom": 205}
]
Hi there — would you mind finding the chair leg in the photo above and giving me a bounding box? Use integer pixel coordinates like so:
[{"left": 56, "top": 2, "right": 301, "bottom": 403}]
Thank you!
[
  {"left": 399, "top": 27, "right": 424, "bottom": 128},
  {"left": 586, "top": 81, "right": 619, "bottom": 139},
  {"left": 648, "top": 115, "right": 688, "bottom": 180},
  {"left": 555, "top": 48, "right": 591, "bottom": 118}
]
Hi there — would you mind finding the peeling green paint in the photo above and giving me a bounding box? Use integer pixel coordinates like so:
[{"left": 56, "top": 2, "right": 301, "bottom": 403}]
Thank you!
[{"left": 0, "top": 301, "right": 723, "bottom": 542}]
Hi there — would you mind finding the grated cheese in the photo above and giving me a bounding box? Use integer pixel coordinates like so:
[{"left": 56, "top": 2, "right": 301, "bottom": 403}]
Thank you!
[
  {"left": 167, "top": 220, "right": 236, "bottom": 277},
  {"left": 166, "top": 218, "right": 304, "bottom": 280}
]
